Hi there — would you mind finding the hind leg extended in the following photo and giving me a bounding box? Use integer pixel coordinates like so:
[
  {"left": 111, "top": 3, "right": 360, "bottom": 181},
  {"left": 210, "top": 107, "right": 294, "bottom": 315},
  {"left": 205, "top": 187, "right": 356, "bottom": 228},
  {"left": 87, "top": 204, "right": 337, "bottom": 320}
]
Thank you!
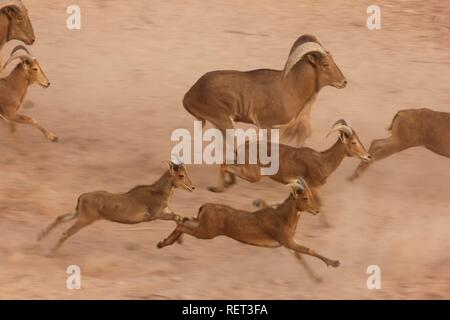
[
  {"left": 50, "top": 218, "right": 95, "bottom": 253},
  {"left": 350, "top": 137, "right": 410, "bottom": 181},
  {"left": 37, "top": 212, "right": 77, "bottom": 241}
]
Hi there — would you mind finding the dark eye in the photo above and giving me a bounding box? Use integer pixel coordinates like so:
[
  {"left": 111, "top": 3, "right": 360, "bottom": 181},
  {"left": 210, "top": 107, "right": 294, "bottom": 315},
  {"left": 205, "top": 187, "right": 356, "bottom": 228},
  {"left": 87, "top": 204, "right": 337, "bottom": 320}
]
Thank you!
[
  {"left": 178, "top": 174, "right": 185, "bottom": 178},
  {"left": 303, "top": 197, "right": 308, "bottom": 201},
  {"left": 352, "top": 142, "right": 357, "bottom": 145},
  {"left": 323, "top": 63, "right": 329, "bottom": 67},
  {"left": 32, "top": 67, "right": 38, "bottom": 71}
]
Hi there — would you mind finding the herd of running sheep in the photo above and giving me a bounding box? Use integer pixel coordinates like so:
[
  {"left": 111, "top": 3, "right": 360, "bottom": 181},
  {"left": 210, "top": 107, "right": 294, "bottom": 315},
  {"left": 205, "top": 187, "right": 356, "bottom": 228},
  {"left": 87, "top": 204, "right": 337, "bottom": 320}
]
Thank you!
[{"left": 1, "top": 1, "right": 449, "bottom": 280}]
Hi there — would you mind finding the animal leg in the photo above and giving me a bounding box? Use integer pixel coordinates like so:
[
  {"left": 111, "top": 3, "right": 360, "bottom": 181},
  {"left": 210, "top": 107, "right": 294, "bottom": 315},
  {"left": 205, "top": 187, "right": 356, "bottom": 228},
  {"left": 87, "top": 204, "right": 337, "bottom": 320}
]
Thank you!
[
  {"left": 50, "top": 219, "right": 92, "bottom": 253},
  {"left": 283, "top": 239, "right": 340, "bottom": 267},
  {"left": 37, "top": 212, "right": 77, "bottom": 241},
  {"left": 157, "top": 227, "right": 184, "bottom": 248},
  {"left": 169, "top": 218, "right": 213, "bottom": 241},
  {"left": 151, "top": 207, "right": 181, "bottom": 222},
  {"left": 292, "top": 251, "right": 323, "bottom": 283},
  {"left": 350, "top": 137, "right": 408, "bottom": 181},
  {"left": 224, "top": 171, "right": 236, "bottom": 188},
  {"left": 208, "top": 164, "right": 228, "bottom": 193},
  {"left": 8, "top": 113, "right": 58, "bottom": 142}
]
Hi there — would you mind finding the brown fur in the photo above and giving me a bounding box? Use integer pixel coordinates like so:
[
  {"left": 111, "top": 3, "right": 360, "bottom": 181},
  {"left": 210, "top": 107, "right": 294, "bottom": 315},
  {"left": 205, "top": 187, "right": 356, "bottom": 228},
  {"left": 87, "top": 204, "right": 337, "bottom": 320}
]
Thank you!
[
  {"left": 350, "top": 108, "right": 450, "bottom": 180},
  {"left": 183, "top": 34, "right": 346, "bottom": 145},
  {"left": 208, "top": 121, "right": 371, "bottom": 226},
  {"left": 0, "top": 49, "right": 56, "bottom": 141},
  {"left": 158, "top": 179, "right": 340, "bottom": 280},
  {"left": 209, "top": 121, "right": 370, "bottom": 192},
  {"left": 36, "top": 162, "right": 195, "bottom": 253},
  {"left": 0, "top": 1, "right": 35, "bottom": 68}
]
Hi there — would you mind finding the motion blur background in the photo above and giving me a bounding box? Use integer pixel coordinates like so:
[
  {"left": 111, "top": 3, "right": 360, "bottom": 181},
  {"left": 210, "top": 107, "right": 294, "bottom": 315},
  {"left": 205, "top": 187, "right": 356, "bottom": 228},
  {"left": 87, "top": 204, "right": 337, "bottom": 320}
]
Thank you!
[{"left": 0, "top": 0, "right": 449, "bottom": 299}]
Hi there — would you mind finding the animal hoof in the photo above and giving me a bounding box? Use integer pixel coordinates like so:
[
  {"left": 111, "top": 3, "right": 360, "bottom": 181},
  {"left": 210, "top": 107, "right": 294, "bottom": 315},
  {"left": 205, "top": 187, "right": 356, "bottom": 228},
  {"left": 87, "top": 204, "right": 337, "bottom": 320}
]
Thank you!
[
  {"left": 329, "top": 260, "right": 340, "bottom": 268},
  {"left": 49, "top": 136, "right": 59, "bottom": 143},
  {"left": 207, "top": 186, "right": 224, "bottom": 193},
  {"left": 156, "top": 241, "right": 164, "bottom": 249}
]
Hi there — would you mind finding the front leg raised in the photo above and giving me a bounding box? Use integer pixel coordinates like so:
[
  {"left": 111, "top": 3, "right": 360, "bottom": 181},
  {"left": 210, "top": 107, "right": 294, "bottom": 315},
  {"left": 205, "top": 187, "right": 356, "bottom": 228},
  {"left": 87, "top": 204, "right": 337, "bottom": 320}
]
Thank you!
[
  {"left": 148, "top": 207, "right": 181, "bottom": 222},
  {"left": 282, "top": 238, "right": 340, "bottom": 268},
  {"left": 8, "top": 113, "right": 58, "bottom": 142}
]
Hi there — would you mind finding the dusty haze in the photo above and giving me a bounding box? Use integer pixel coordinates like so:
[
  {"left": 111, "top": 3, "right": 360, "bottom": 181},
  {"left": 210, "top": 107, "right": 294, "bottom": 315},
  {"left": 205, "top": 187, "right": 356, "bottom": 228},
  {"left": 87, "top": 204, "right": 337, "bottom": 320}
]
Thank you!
[{"left": 0, "top": 0, "right": 449, "bottom": 299}]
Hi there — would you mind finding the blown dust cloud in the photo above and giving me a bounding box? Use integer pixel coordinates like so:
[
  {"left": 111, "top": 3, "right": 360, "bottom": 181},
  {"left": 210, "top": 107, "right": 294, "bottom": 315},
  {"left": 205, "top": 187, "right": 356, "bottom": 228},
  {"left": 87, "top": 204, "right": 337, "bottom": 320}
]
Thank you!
[{"left": 0, "top": 0, "right": 449, "bottom": 299}]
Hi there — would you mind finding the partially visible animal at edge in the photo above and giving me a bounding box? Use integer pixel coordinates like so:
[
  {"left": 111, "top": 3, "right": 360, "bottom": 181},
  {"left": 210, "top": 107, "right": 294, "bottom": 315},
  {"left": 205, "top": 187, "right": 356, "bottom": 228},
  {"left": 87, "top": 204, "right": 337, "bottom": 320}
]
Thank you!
[
  {"left": 158, "top": 178, "right": 340, "bottom": 282},
  {"left": 208, "top": 119, "right": 371, "bottom": 226},
  {"left": 350, "top": 108, "right": 450, "bottom": 181},
  {"left": 0, "top": 45, "right": 57, "bottom": 142},
  {"left": 0, "top": 0, "right": 35, "bottom": 70},
  {"left": 183, "top": 34, "right": 347, "bottom": 147},
  {"left": 36, "top": 160, "right": 195, "bottom": 254}
]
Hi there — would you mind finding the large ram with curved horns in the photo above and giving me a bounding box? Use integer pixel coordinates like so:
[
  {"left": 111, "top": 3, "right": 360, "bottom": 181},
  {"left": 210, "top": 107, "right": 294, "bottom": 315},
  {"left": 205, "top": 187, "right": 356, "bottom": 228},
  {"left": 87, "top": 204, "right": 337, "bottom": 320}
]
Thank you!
[
  {"left": 183, "top": 34, "right": 347, "bottom": 146},
  {"left": 0, "top": 1, "right": 35, "bottom": 68}
]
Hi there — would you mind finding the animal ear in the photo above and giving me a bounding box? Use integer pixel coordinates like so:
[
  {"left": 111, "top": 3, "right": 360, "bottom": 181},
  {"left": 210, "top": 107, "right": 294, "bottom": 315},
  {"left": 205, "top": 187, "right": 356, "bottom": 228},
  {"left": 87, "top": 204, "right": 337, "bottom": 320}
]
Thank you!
[
  {"left": 4, "top": 7, "right": 14, "bottom": 17},
  {"left": 167, "top": 161, "right": 175, "bottom": 174},
  {"left": 307, "top": 52, "right": 320, "bottom": 65},
  {"left": 339, "top": 132, "right": 348, "bottom": 143},
  {"left": 22, "top": 59, "right": 30, "bottom": 69},
  {"left": 290, "top": 186, "right": 298, "bottom": 199}
]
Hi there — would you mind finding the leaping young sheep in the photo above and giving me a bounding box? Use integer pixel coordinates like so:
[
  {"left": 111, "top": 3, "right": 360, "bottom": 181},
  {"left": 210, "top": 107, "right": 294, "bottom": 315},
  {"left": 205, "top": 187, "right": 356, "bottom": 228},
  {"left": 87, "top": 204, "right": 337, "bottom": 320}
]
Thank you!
[
  {"left": 183, "top": 34, "right": 347, "bottom": 145},
  {"left": 350, "top": 108, "right": 450, "bottom": 181},
  {"left": 37, "top": 160, "right": 195, "bottom": 253},
  {"left": 158, "top": 178, "right": 340, "bottom": 281}
]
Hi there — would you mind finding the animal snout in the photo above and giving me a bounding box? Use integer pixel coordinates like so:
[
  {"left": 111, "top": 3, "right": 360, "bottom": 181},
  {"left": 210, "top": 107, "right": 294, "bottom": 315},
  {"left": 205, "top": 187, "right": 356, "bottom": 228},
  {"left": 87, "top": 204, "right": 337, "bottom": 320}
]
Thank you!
[{"left": 342, "top": 79, "right": 348, "bottom": 87}]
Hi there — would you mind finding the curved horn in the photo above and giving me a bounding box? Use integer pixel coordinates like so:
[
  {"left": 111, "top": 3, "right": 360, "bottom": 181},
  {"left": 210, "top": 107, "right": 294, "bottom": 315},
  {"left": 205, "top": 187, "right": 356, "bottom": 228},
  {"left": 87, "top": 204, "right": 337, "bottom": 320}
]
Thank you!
[
  {"left": 297, "top": 177, "right": 308, "bottom": 191},
  {"left": 283, "top": 41, "right": 326, "bottom": 78},
  {"left": 0, "top": 1, "right": 25, "bottom": 12},
  {"left": 10, "top": 44, "right": 31, "bottom": 57},
  {"left": 287, "top": 178, "right": 307, "bottom": 198},
  {"left": 3, "top": 54, "right": 32, "bottom": 69},
  {"left": 326, "top": 119, "right": 354, "bottom": 138},
  {"left": 170, "top": 154, "right": 183, "bottom": 166}
]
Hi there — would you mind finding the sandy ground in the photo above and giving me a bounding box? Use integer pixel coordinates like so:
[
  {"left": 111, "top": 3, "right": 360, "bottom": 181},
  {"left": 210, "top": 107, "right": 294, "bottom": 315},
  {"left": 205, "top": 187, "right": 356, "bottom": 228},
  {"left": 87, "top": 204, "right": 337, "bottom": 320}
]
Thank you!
[{"left": 0, "top": 0, "right": 449, "bottom": 299}]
